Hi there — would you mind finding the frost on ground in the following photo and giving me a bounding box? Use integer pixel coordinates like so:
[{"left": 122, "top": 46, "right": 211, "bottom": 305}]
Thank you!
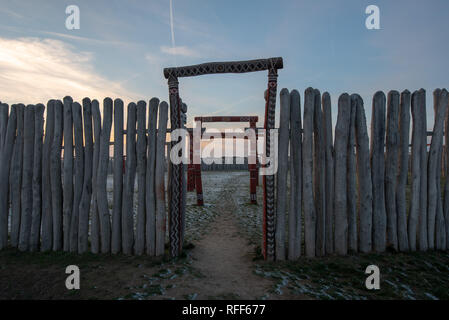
[{"left": 1, "top": 171, "right": 449, "bottom": 300}]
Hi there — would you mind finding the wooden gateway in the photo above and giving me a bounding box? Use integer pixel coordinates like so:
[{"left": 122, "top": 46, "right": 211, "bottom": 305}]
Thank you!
[
  {"left": 188, "top": 115, "right": 259, "bottom": 206},
  {"left": 163, "top": 57, "right": 283, "bottom": 260}
]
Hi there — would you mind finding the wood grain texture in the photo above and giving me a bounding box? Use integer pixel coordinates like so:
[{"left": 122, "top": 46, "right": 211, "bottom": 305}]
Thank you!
[
  {"left": 111, "top": 99, "right": 124, "bottom": 254},
  {"left": 370, "top": 91, "right": 387, "bottom": 253},
  {"left": 146, "top": 98, "right": 159, "bottom": 255},
  {"left": 135, "top": 100, "right": 147, "bottom": 255}
]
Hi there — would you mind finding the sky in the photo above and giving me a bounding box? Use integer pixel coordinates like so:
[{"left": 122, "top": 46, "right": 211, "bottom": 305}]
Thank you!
[{"left": 0, "top": 0, "right": 448, "bottom": 132}]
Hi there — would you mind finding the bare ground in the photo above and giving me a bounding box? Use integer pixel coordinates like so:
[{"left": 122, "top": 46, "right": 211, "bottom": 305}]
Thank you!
[{"left": 1, "top": 171, "right": 448, "bottom": 300}]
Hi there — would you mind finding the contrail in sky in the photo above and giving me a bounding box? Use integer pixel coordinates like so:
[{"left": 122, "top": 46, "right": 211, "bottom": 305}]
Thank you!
[{"left": 169, "top": 0, "right": 177, "bottom": 65}]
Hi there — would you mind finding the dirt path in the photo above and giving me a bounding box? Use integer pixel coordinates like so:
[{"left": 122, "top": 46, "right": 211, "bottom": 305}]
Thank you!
[{"left": 184, "top": 178, "right": 272, "bottom": 299}]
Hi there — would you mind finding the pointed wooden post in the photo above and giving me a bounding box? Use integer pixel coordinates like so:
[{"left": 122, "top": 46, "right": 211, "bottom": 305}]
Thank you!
[
  {"left": 111, "top": 99, "right": 124, "bottom": 254},
  {"left": 409, "top": 91, "right": 422, "bottom": 251},
  {"left": 30, "top": 103, "right": 45, "bottom": 252},
  {"left": 122, "top": 102, "right": 137, "bottom": 255},
  {"left": 444, "top": 89, "right": 449, "bottom": 249},
  {"left": 322, "top": 93, "right": 334, "bottom": 255},
  {"left": 90, "top": 100, "right": 101, "bottom": 254},
  {"left": 135, "top": 100, "right": 147, "bottom": 255},
  {"left": 51, "top": 100, "right": 63, "bottom": 251},
  {"left": 314, "top": 89, "right": 326, "bottom": 257},
  {"left": 62, "top": 96, "right": 73, "bottom": 252},
  {"left": 385, "top": 91, "right": 400, "bottom": 251},
  {"left": 70, "top": 101, "right": 84, "bottom": 253},
  {"left": 303, "top": 88, "right": 315, "bottom": 258},
  {"left": 0, "top": 104, "right": 16, "bottom": 249},
  {"left": 146, "top": 98, "right": 159, "bottom": 256},
  {"left": 354, "top": 95, "right": 372, "bottom": 253},
  {"left": 334, "top": 94, "right": 351, "bottom": 255},
  {"left": 288, "top": 90, "right": 302, "bottom": 260},
  {"left": 347, "top": 95, "right": 357, "bottom": 253},
  {"left": 371, "top": 91, "right": 387, "bottom": 253},
  {"left": 10, "top": 104, "right": 24, "bottom": 248},
  {"left": 418, "top": 89, "right": 428, "bottom": 251},
  {"left": 155, "top": 102, "right": 169, "bottom": 256},
  {"left": 78, "top": 98, "right": 93, "bottom": 254},
  {"left": 19, "top": 105, "right": 35, "bottom": 251},
  {"left": 397, "top": 90, "right": 411, "bottom": 252},
  {"left": 275, "top": 88, "right": 290, "bottom": 261},
  {"left": 428, "top": 89, "right": 448, "bottom": 250},
  {"left": 97, "top": 98, "right": 113, "bottom": 254}
]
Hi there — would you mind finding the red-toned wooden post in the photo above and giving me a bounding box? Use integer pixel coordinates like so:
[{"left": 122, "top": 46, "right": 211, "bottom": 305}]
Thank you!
[
  {"left": 187, "top": 129, "right": 195, "bottom": 191},
  {"left": 249, "top": 120, "right": 257, "bottom": 204},
  {"left": 194, "top": 119, "right": 204, "bottom": 205}
]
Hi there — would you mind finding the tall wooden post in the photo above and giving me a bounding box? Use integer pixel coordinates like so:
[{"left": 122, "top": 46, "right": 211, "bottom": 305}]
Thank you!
[
  {"left": 263, "top": 67, "right": 278, "bottom": 261},
  {"left": 111, "top": 99, "right": 124, "bottom": 254},
  {"left": 168, "top": 75, "right": 184, "bottom": 257},
  {"left": 19, "top": 105, "right": 35, "bottom": 252},
  {"left": 70, "top": 101, "right": 84, "bottom": 253},
  {"left": 30, "top": 103, "right": 45, "bottom": 252},
  {"left": 0, "top": 104, "right": 16, "bottom": 249},
  {"left": 78, "top": 98, "right": 93, "bottom": 254},
  {"left": 397, "top": 90, "right": 411, "bottom": 252},
  {"left": 135, "top": 100, "right": 147, "bottom": 256},
  {"left": 146, "top": 98, "right": 159, "bottom": 255},
  {"left": 249, "top": 119, "right": 257, "bottom": 204},
  {"left": 194, "top": 119, "right": 204, "bottom": 206}
]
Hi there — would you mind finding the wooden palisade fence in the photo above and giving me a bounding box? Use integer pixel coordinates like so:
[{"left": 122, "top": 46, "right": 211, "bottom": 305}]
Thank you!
[
  {"left": 0, "top": 97, "right": 169, "bottom": 256},
  {"left": 275, "top": 87, "right": 449, "bottom": 259},
  {"left": 1, "top": 87, "right": 449, "bottom": 260}
]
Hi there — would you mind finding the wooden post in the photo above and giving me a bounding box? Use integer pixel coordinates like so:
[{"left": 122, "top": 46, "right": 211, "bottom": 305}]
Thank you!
[
  {"left": 51, "top": 100, "right": 63, "bottom": 251},
  {"left": 155, "top": 101, "right": 168, "bottom": 256},
  {"left": 70, "top": 102, "right": 84, "bottom": 252},
  {"left": 146, "top": 98, "right": 159, "bottom": 255},
  {"left": 445, "top": 89, "right": 449, "bottom": 249},
  {"left": 428, "top": 89, "right": 448, "bottom": 250},
  {"left": 97, "top": 98, "right": 113, "bottom": 254},
  {"left": 397, "top": 91, "right": 411, "bottom": 252},
  {"left": 275, "top": 88, "right": 290, "bottom": 261},
  {"left": 334, "top": 94, "right": 351, "bottom": 255},
  {"left": 111, "top": 99, "right": 124, "bottom": 254},
  {"left": 385, "top": 91, "right": 400, "bottom": 251},
  {"left": 302, "top": 87, "right": 315, "bottom": 257},
  {"left": 0, "top": 103, "right": 7, "bottom": 149},
  {"left": 30, "top": 103, "right": 45, "bottom": 252},
  {"left": 347, "top": 96, "right": 357, "bottom": 253},
  {"left": 122, "top": 102, "right": 137, "bottom": 255},
  {"left": 62, "top": 96, "right": 73, "bottom": 252},
  {"left": 78, "top": 98, "right": 93, "bottom": 254},
  {"left": 313, "top": 89, "right": 326, "bottom": 257},
  {"left": 288, "top": 90, "right": 302, "bottom": 260},
  {"left": 135, "top": 100, "right": 147, "bottom": 255},
  {"left": 371, "top": 91, "right": 387, "bottom": 253},
  {"left": 0, "top": 104, "right": 16, "bottom": 249},
  {"left": 409, "top": 91, "right": 422, "bottom": 251},
  {"left": 41, "top": 101, "right": 54, "bottom": 252},
  {"left": 354, "top": 95, "right": 372, "bottom": 253},
  {"left": 90, "top": 100, "right": 101, "bottom": 254},
  {"left": 19, "top": 105, "right": 35, "bottom": 251},
  {"left": 10, "top": 104, "right": 24, "bottom": 248},
  {"left": 322, "top": 93, "right": 334, "bottom": 255},
  {"left": 418, "top": 89, "right": 428, "bottom": 251}
]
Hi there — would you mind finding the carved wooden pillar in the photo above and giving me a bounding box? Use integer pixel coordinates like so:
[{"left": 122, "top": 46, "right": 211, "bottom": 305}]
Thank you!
[
  {"left": 168, "top": 75, "right": 184, "bottom": 257},
  {"left": 249, "top": 120, "right": 257, "bottom": 204},
  {"left": 263, "top": 67, "right": 278, "bottom": 261}
]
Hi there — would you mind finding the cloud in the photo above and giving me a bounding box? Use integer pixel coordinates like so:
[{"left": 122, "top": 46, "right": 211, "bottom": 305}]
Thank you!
[
  {"left": 0, "top": 37, "right": 136, "bottom": 105},
  {"left": 160, "top": 45, "right": 199, "bottom": 57}
]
